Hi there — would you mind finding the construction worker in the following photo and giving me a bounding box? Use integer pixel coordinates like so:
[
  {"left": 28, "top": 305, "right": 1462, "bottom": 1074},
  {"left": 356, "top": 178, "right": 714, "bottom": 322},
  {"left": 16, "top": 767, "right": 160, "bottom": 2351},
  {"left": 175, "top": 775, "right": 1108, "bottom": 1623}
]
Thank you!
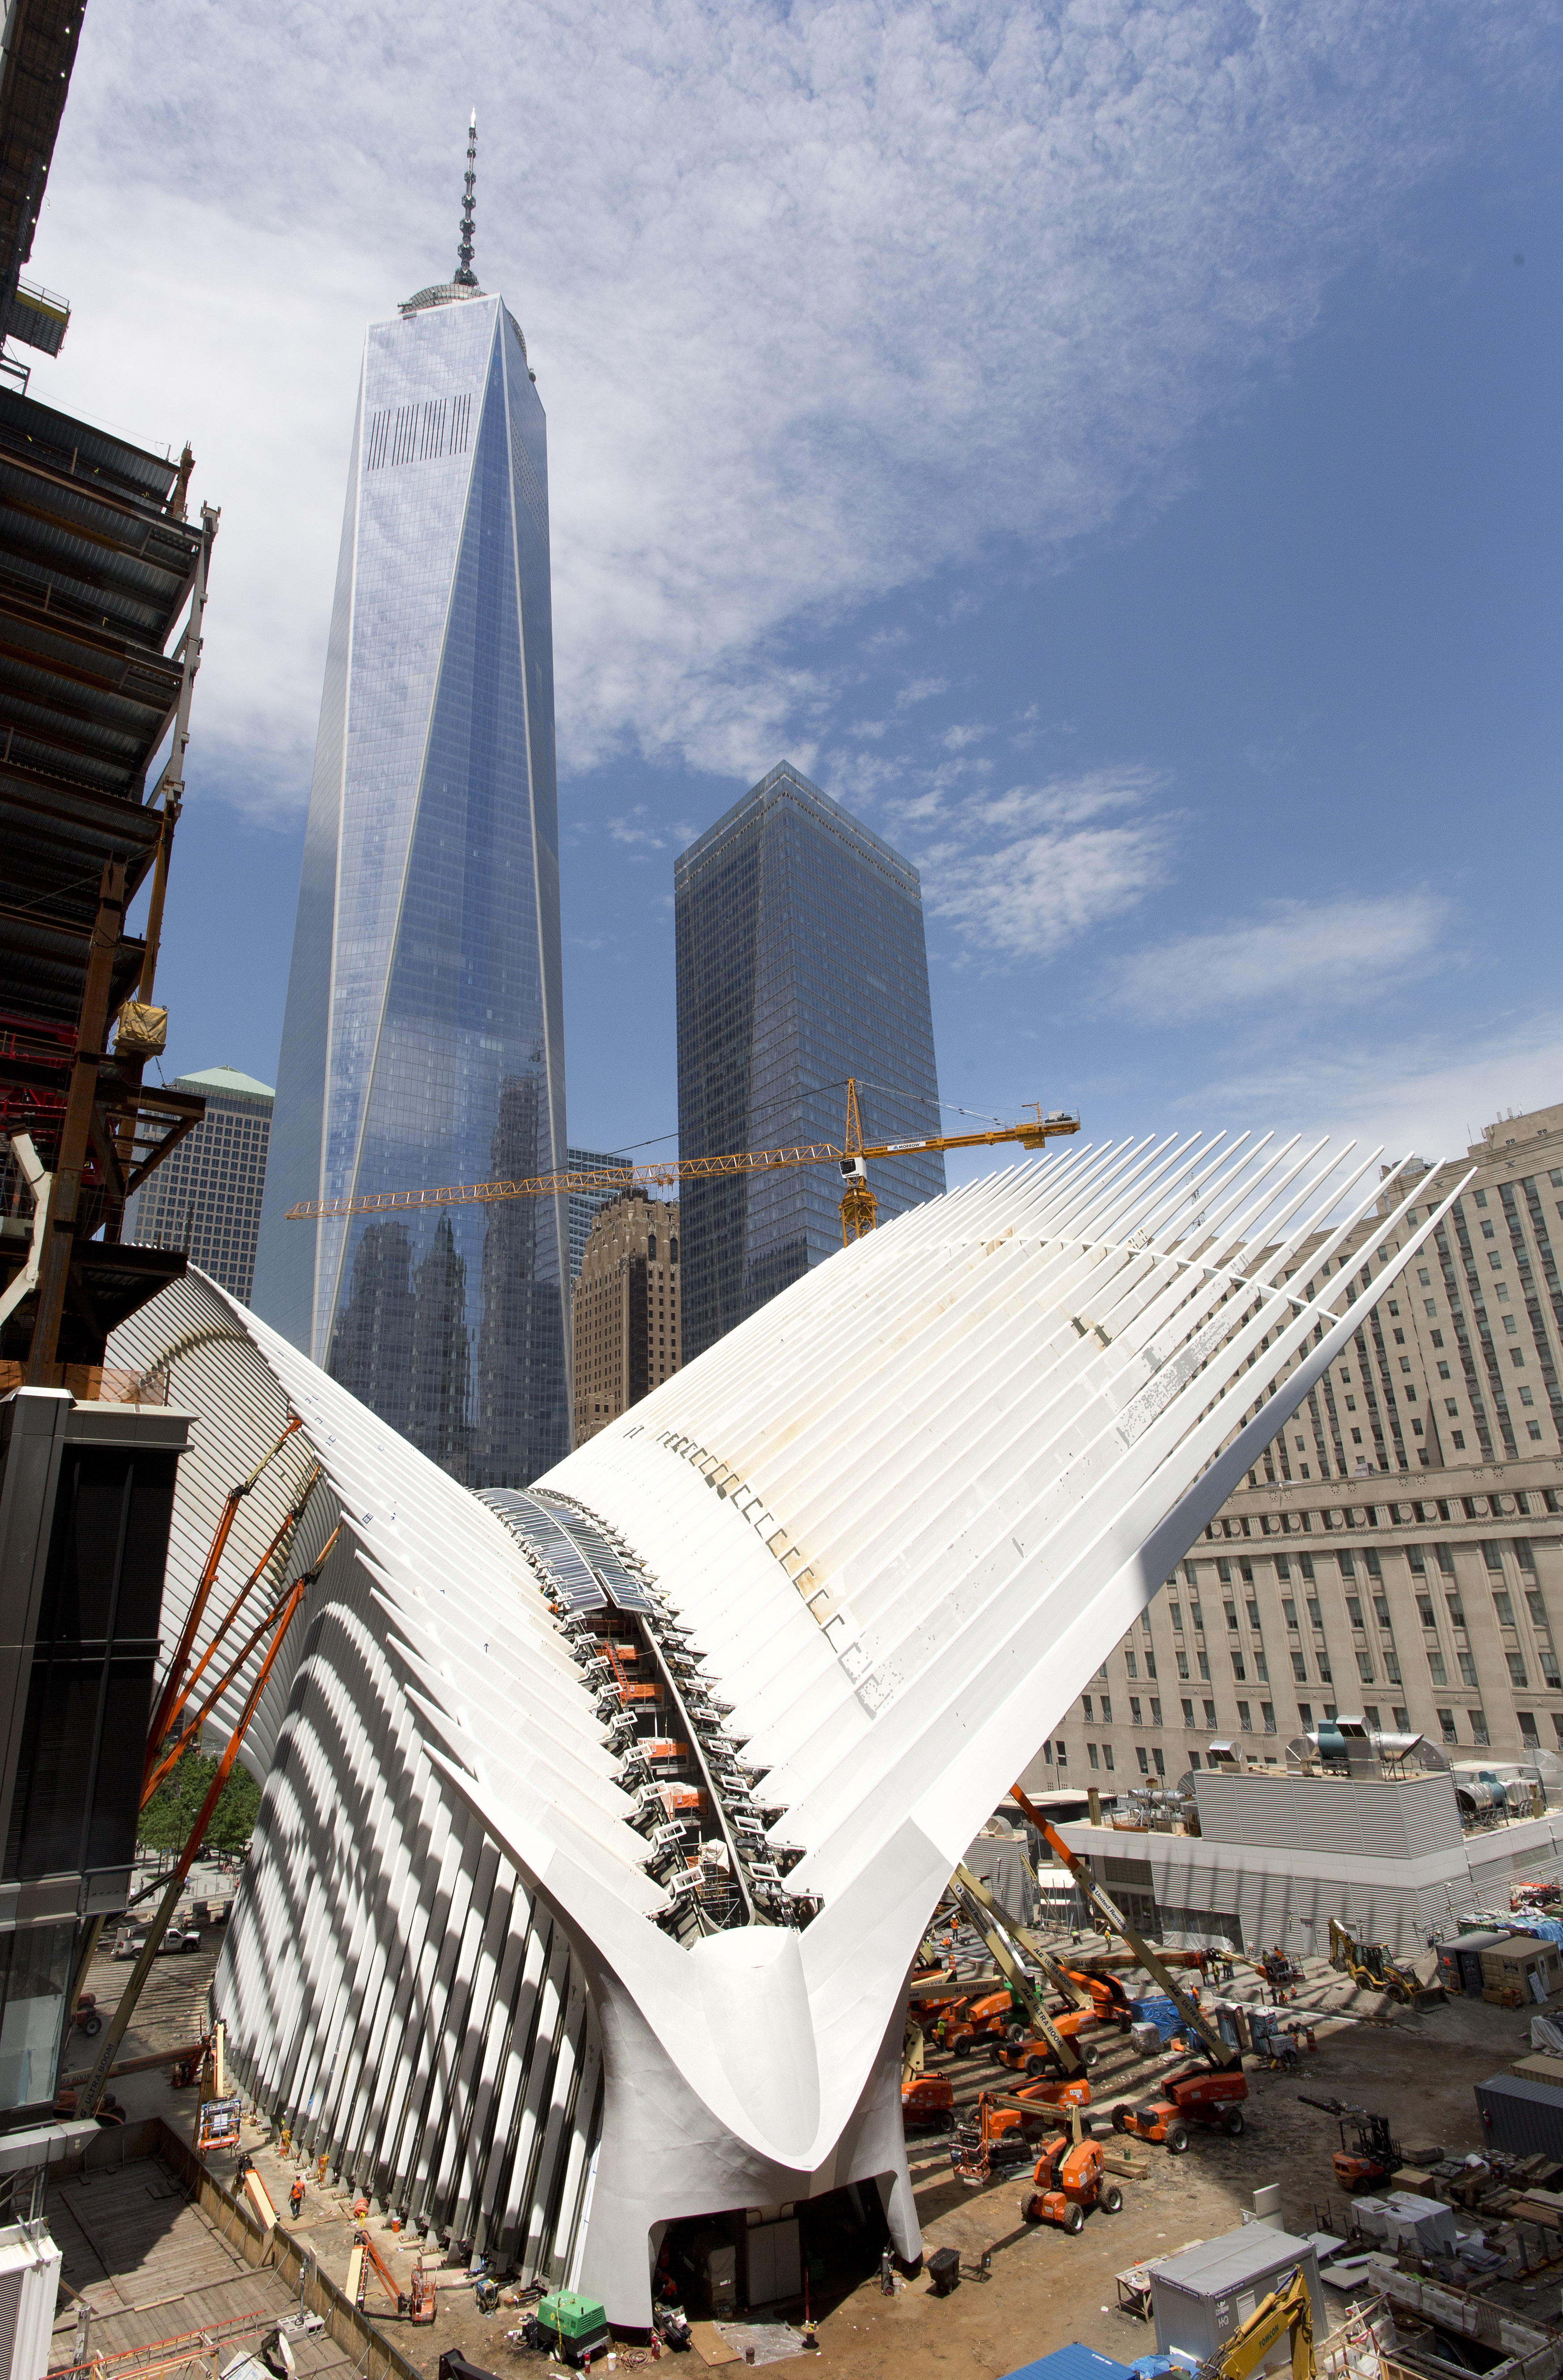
[{"left": 289, "top": 2174, "right": 306, "bottom": 2220}]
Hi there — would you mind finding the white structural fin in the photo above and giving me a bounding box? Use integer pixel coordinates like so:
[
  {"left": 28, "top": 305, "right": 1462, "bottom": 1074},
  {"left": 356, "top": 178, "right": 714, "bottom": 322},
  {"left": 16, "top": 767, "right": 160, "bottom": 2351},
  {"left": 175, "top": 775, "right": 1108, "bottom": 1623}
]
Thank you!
[{"left": 110, "top": 1141, "right": 1463, "bottom": 2321}]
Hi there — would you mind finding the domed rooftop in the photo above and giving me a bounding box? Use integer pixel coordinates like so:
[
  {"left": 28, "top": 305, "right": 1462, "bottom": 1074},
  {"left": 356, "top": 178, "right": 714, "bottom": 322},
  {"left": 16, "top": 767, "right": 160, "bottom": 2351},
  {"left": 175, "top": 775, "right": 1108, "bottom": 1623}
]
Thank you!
[
  {"left": 398, "top": 280, "right": 487, "bottom": 316},
  {"left": 397, "top": 113, "right": 518, "bottom": 339}
]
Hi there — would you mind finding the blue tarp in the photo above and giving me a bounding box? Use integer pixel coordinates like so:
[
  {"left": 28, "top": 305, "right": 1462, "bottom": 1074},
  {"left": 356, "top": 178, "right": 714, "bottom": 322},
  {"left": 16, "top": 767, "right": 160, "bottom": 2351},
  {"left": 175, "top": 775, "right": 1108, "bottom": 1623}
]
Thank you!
[
  {"left": 1511, "top": 1916, "right": 1563, "bottom": 1948},
  {"left": 1130, "top": 1994, "right": 1184, "bottom": 2042},
  {"left": 1000, "top": 2350, "right": 1135, "bottom": 2380}
]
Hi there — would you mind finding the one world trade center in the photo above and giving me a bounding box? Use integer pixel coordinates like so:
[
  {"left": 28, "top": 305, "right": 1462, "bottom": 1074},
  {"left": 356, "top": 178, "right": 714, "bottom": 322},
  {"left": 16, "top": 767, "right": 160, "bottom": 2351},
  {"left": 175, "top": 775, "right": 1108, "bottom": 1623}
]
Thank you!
[{"left": 253, "top": 122, "right": 569, "bottom": 1485}]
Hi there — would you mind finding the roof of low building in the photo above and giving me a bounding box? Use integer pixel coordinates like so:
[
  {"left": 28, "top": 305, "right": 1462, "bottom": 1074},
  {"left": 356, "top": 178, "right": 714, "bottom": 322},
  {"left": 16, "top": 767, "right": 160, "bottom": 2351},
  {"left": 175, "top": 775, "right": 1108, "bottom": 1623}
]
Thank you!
[{"left": 174, "top": 1064, "right": 275, "bottom": 1100}]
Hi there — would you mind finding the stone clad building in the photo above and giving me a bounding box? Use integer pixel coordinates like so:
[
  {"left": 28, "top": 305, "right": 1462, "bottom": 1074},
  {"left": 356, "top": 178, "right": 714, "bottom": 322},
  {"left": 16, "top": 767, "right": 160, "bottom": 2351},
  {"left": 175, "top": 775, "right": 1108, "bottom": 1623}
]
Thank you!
[
  {"left": 125, "top": 1064, "right": 274, "bottom": 1303},
  {"left": 572, "top": 1191, "right": 680, "bottom": 1444},
  {"left": 1038, "top": 1098, "right": 1563, "bottom": 1788}
]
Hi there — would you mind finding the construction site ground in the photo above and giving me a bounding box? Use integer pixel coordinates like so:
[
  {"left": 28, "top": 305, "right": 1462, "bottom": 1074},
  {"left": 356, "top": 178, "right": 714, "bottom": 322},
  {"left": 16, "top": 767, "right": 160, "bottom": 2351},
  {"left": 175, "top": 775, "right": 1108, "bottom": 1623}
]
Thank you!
[
  {"left": 45, "top": 2147, "right": 355, "bottom": 2378},
  {"left": 53, "top": 1946, "right": 1553, "bottom": 2380}
]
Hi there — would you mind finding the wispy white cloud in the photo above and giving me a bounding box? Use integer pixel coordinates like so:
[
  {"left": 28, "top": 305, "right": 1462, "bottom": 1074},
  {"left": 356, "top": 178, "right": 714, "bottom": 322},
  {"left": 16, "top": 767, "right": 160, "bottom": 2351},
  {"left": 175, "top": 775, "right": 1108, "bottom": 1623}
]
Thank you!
[
  {"left": 606, "top": 805, "right": 703, "bottom": 853},
  {"left": 896, "top": 676, "right": 951, "bottom": 710},
  {"left": 27, "top": 2, "right": 1552, "bottom": 811},
  {"left": 818, "top": 750, "right": 901, "bottom": 806},
  {"left": 1110, "top": 891, "right": 1450, "bottom": 1023},
  {"left": 913, "top": 765, "right": 1174, "bottom": 960},
  {"left": 1184, "top": 1013, "right": 1563, "bottom": 1163}
]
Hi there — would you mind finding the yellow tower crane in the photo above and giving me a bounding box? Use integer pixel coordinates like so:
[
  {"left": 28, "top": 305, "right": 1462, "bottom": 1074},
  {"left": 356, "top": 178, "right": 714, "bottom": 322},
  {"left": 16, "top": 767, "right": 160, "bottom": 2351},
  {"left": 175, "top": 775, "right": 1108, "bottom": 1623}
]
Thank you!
[{"left": 287, "top": 1082, "right": 1081, "bottom": 1244}]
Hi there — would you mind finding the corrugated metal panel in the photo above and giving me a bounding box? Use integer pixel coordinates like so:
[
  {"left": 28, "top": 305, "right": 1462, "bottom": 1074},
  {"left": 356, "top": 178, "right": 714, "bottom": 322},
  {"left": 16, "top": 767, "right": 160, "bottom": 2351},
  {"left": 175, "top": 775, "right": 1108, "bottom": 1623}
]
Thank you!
[{"left": 109, "top": 1270, "right": 611, "bottom": 2279}]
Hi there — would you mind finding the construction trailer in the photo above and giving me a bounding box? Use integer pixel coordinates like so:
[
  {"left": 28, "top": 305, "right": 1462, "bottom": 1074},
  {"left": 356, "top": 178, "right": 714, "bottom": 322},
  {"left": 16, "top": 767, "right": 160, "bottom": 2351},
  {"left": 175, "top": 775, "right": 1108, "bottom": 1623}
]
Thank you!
[{"left": 1475, "top": 1935, "right": 1562, "bottom": 2005}]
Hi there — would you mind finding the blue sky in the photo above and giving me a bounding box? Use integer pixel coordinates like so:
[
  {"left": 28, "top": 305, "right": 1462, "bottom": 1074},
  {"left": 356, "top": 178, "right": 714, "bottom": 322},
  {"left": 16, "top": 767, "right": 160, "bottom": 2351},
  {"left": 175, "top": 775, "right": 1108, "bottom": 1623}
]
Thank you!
[{"left": 26, "top": 1, "right": 1561, "bottom": 1186}]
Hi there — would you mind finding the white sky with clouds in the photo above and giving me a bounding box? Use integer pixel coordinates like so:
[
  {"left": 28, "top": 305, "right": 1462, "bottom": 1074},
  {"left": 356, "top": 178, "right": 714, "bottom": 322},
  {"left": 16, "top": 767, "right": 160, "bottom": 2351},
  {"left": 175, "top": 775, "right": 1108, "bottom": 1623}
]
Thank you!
[{"left": 24, "top": 0, "right": 1562, "bottom": 1183}]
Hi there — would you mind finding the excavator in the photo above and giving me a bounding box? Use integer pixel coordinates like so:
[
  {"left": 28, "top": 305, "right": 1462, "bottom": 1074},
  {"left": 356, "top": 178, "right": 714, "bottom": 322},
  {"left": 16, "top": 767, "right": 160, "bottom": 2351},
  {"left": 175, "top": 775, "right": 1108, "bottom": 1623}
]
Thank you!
[
  {"left": 1194, "top": 2265, "right": 1314, "bottom": 2380},
  {"left": 286, "top": 1081, "right": 1081, "bottom": 1247},
  {"left": 1007, "top": 1782, "right": 1250, "bottom": 2146},
  {"left": 1327, "top": 1918, "right": 1430, "bottom": 2007}
]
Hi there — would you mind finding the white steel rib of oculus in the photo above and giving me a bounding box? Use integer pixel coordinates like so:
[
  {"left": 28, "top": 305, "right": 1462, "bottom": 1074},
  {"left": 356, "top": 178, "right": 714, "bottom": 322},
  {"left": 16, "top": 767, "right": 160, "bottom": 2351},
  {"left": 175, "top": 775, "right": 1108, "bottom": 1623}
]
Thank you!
[{"left": 106, "top": 1139, "right": 1460, "bottom": 2321}]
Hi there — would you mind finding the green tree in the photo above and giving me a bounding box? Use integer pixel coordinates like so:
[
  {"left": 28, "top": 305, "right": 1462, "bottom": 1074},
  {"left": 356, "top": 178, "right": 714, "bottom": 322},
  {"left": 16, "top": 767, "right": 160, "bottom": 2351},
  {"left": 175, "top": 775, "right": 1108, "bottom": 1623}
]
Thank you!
[{"left": 137, "top": 1751, "right": 261, "bottom": 1856}]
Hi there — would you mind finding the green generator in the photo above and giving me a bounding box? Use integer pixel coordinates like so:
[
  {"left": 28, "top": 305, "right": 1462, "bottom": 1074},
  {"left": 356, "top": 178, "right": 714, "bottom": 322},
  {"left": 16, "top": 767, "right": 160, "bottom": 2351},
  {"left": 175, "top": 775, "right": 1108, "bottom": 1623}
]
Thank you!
[{"left": 534, "top": 2290, "right": 613, "bottom": 2367}]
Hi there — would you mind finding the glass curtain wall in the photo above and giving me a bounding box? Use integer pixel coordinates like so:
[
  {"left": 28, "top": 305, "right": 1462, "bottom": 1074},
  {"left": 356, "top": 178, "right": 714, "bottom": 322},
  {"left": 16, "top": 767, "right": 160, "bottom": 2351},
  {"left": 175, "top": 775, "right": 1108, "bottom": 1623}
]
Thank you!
[
  {"left": 253, "top": 293, "right": 568, "bottom": 1485},
  {"left": 674, "top": 762, "right": 944, "bottom": 1361}
]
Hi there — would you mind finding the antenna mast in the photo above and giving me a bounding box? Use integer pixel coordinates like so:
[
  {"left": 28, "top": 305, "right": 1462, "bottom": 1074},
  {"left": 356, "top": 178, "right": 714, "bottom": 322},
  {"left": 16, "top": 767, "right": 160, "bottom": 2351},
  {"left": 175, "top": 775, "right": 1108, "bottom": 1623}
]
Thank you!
[{"left": 455, "top": 111, "right": 478, "bottom": 288}]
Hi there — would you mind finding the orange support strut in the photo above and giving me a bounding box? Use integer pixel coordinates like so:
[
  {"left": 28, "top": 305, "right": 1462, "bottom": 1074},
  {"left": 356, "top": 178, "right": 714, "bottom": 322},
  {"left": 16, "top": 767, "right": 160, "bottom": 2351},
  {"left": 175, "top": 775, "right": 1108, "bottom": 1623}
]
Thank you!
[{"left": 145, "top": 1416, "right": 302, "bottom": 1755}]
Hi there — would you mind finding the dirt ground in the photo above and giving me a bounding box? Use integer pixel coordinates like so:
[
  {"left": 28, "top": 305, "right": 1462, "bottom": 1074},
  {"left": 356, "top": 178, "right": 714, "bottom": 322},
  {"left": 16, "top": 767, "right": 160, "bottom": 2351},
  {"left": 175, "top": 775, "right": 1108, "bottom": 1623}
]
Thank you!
[
  {"left": 810, "top": 1981, "right": 1534, "bottom": 2380},
  {"left": 76, "top": 1947, "right": 1546, "bottom": 2380},
  {"left": 210, "top": 1959, "right": 1539, "bottom": 2380}
]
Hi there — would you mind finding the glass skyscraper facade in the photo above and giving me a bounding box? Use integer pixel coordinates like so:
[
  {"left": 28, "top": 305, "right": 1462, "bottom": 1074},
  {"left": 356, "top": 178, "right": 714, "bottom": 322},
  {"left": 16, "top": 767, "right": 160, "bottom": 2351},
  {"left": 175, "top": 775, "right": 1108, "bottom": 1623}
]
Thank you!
[
  {"left": 126, "top": 1065, "right": 274, "bottom": 1303},
  {"left": 253, "top": 262, "right": 568, "bottom": 1486},
  {"left": 568, "top": 1146, "right": 620, "bottom": 1282},
  {"left": 674, "top": 761, "right": 945, "bottom": 1362}
]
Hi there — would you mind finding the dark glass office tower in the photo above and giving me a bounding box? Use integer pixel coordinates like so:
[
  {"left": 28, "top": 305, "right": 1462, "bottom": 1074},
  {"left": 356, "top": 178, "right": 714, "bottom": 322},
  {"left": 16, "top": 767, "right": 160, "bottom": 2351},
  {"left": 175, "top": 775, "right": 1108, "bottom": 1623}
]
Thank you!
[
  {"left": 674, "top": 761, "right": 944, "bottom": 1361},
  {"left": 253, "top": 148, "right": 568, "bottom": 1485}
]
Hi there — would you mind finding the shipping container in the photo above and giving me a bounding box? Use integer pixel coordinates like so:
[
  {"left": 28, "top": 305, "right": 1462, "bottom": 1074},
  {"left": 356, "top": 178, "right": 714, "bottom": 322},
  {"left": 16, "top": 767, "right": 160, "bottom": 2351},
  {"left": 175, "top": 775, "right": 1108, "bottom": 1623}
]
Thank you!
[
  {"left": 1434, "top": 1930, "right": 1512, "bottom": 1998},
  {"left": 1474, "top": 2073, "right": 1563, "bottom": 2159}
]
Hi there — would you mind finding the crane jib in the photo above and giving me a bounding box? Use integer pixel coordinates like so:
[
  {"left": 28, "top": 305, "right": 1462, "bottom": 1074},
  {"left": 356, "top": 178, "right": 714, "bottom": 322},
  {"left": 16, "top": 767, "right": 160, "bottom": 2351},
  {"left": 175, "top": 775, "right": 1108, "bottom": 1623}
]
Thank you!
[{"left": 281, "top": 1095, "right": 1082, "bottom": 1222}]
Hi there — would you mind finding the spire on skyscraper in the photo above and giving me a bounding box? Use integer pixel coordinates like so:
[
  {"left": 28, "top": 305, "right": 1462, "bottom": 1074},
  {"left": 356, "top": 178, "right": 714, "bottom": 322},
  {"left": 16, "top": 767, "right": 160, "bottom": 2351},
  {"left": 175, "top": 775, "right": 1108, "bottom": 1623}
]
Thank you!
[
  {"left": 399, "top": 112, "right": 488, "bottom": 315},
  {"left": 454, "top": 110, "right": 478, "bottom": 289}
]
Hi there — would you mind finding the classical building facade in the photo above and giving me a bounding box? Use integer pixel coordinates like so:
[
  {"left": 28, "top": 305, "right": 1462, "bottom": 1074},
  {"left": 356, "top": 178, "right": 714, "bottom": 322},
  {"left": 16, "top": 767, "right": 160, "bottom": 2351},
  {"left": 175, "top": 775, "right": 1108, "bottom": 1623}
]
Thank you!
[
  {"left": 568, "top": 1146, "right": 620, "bottom": 1282},
  {"left": 1039, "top": 1099, "right": 1563, "bottom": 1786},
  {"left": 253, "top": 150, "right": 568, "bottom": 1489},
  {"left": 673, "top": 762, "right": 943, "bottom": 1362},
  {"left": 125, "top": 1065, "right": 273, "bottom": 1303},
  {"left": 572, "top": 1191, "right": 679, "bottom": 1444}
]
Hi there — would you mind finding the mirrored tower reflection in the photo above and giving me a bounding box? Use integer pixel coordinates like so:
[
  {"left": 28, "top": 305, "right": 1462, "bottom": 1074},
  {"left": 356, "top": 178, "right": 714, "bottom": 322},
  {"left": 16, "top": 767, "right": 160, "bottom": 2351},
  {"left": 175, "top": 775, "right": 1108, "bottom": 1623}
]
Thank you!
[
  {"left": 674, "top": 762, "right": 944, "bottom": 1362},
  {"left": 253, "top": 120, "right": 569, "bottom": 1484}
]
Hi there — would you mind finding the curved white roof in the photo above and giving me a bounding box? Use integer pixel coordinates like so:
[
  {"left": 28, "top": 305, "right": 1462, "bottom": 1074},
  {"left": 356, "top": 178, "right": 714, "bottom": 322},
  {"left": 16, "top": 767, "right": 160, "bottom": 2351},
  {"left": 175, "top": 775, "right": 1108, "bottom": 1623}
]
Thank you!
[{"left": 110, "top": 1133, "right": 1458, "bottom": 2311}]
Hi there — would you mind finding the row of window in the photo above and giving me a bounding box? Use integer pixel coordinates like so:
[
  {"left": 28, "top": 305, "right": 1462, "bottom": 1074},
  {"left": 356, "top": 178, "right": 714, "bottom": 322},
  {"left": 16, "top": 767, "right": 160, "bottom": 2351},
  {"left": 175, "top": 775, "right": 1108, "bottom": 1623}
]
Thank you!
[{"left": 1110, "top": 1618, "right": 1554, "bottom": 1695}]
